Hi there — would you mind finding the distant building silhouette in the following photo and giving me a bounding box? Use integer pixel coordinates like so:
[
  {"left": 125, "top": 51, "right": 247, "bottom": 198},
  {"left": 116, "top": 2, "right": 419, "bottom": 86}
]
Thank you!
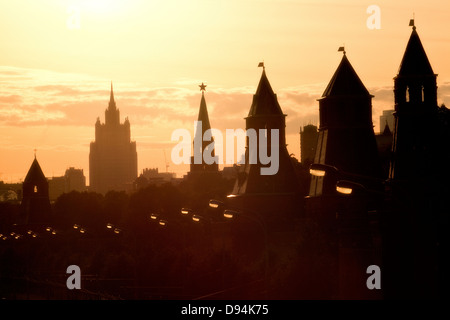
[
  {"left": 89, "top": 83, "right": 138, "bottom": 194},
  {"left": 375, "top": 120, "right": 393, "bottom": 178},
  {"left": 300, "top": 124, "right": 318, "bottom": 165},
  {"left": 137, "top": 168, "right": 177, "bottom": 188},
  {"left": 309, "top": 51, "right": 382, "bottom": 196},
  {"left": 228, "top": 67, "right": 300, "bottom": 216},
  {"left": 48, "top": 176, "right": 65, "bottom": 201},
  {"left": 65, "top": 167, "right": 86, "bottom": 192},
  {"left": 379, "top": 110, "right": 394, "bottom": 134},
  {"left": 20, "top": 156, "right": 51, "bottom": 225},
  {"left": 188, "top": 83, "right": 219, "bottom": 177},
  {"left": 48, "top": 167, "right": 86, "bottom": 200}
]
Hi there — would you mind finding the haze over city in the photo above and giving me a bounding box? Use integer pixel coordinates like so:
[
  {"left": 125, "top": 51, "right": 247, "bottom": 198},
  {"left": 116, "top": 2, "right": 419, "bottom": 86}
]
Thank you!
[{"left": 1, "top": 0, "right": 450, "bottom": 184}]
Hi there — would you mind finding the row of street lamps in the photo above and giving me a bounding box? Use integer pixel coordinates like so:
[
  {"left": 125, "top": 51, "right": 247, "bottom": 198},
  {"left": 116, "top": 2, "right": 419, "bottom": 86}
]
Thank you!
[
  {"left": 1, "top": 222, "right": 99, "bottom": 242},
  {"left": 309, "top": 163, "right": 385, "bottom": 196}
]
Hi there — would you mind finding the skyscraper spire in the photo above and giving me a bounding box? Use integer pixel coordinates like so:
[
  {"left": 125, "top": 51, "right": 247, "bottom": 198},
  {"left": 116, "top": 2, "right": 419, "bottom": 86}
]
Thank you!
[
  {"left": 105, "top": 82, "right": 119, "bottom": 125},
  {"left": 109, "top": 81, "right": 116, "bottom": 110}
]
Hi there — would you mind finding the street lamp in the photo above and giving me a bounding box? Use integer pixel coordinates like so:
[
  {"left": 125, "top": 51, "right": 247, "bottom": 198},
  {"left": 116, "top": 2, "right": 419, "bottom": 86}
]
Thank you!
[
  {"left": 336, "top": 180, "right": 366, "bottom": 195},
  {"left": 26, "top": 230, "right": 38, "bottom": 238},
  {"left": 150, "top": 213, "right": 159, "bottom": 220},
  {"left": 309, "top": 163, "right": 338, "bottom": 177},
  {"left": 310, "top": 163, "right": 385, "bottom": 196},
  {"left": 223, "top": 209, "right": 237, "bottom": 219},
  {"left": 209, "top": 199, "right": 225, "bottom": 209},
  {"left": 191, "top": 214, "right": 215, "bottom": 225},
  {"left": 181, "top": 208, "right": 193, "bottom": 216},
  {"left": 45, "top": 227, "right": 57, "bottom": 235}
]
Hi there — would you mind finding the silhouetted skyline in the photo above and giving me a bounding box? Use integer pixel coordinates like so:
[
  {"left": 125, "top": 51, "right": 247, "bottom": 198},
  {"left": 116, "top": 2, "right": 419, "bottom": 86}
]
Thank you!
[
  {"left": 2, "top": 1, "right": 450, "bottom": 184},
  {"left": 1, "top": 9, "right": 449, "bottom": 301}
]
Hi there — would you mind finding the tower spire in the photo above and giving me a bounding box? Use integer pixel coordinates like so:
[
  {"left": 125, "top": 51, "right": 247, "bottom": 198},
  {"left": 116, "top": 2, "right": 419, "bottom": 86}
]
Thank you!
[
  {"left": 196, "top": 82, "right": 211, "bottom": 129},
  {"left": 398, "top": 21, "right": 434, "bottom": 76},
  {"left": 189, "top": 82, "right": 218, "bottom": 175},
  {"left": 105, "top": 82, "right": 119, "bottom": 125},
  {"left": 109, "top": 81, "right": 116, "bottom": 110},
  {"left": 199, "top": 82, "right": 207, "bottom": 95}
]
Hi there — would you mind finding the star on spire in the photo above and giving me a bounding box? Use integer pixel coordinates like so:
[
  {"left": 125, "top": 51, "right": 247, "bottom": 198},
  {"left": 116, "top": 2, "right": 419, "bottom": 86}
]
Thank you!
[{"left": 199, "top": 82, "right": 207, "bottom": 92}]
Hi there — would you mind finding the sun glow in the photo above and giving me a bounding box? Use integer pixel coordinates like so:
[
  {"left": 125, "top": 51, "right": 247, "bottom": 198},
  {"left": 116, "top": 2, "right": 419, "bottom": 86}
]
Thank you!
[
  {"left": 84, "top": 0, "right": 123, "bottom": 14},
  {"left": 66, "top": 0, "right": 126, "bottom": 29}
]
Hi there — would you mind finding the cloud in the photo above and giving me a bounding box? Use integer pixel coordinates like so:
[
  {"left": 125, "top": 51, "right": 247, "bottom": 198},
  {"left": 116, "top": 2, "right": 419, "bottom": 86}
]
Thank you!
[
  {"left": 3, "top": 64, "right": 450, "bottom": 141},
  {"left": 34, "top": 85, "right": 82, "bottom": 96},
  {"left": 0, "top": 94, "right": 22, "bottom": 103}
]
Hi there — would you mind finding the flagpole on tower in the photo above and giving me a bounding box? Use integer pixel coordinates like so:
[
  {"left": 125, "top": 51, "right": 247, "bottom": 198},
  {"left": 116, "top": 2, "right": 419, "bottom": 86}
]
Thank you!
[{"left": 409, "top": 13, "right": 415, "bottom": 30}]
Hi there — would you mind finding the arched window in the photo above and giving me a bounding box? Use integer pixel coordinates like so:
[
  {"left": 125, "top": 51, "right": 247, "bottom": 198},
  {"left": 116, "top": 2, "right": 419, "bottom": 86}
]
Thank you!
[
  {"left": 33, "top": 185, "right": 38, "bottom": 193},
  {"left": 406, "top": 86, "right": 410, "bottom": 102}
]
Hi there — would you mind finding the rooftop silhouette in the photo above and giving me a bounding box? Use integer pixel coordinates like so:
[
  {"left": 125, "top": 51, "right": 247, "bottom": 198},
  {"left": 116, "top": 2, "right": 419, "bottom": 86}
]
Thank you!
[
  {"left": 398, "top": 25, "right": 434, "bottom": 76},
  {"left": 248, "top": 68, "right": 285, "bottom": 117},
  {"left": 321, "top": 53, "right": 371, "bottom": 98}
]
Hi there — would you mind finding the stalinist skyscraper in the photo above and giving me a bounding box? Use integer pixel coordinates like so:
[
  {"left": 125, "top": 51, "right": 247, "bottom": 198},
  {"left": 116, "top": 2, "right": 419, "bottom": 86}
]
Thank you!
[{"left": 89, "top": 83, "right": 137, "bottom": 194}]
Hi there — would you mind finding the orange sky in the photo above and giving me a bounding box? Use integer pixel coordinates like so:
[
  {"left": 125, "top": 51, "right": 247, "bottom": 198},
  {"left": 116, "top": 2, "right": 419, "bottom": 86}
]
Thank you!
[{"left": 1, "top": 0, "right": 450, "bottom": 184}]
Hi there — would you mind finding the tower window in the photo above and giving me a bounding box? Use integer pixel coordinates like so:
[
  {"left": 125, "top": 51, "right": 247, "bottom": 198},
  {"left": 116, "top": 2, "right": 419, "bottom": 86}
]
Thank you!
[
  {"left": 406, "top": 86, "right": 410, "bottom": 102},
  {"left": 421, "top": 86, "right": 425, "bottom": 102},
  {"left": 33, "top": 185, "right": 38, "bottom": 193}
]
